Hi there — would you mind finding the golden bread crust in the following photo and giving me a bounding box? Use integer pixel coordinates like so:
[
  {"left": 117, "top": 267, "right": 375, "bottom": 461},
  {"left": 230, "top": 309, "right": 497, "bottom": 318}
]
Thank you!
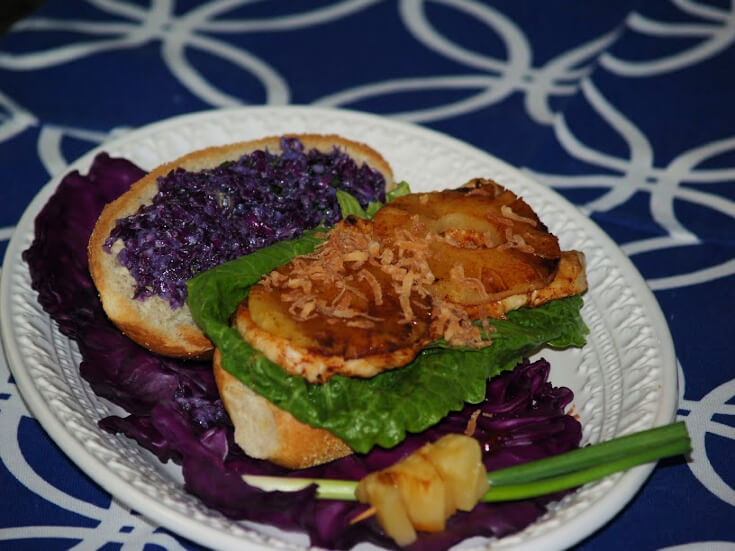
[{"left": 213, "top": 350, "right": 352, "bottom": 469}]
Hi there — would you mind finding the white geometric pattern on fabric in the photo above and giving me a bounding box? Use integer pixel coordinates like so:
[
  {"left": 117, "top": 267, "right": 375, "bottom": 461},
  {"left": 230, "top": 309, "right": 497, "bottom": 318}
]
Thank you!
[
  {"left": 526, "top": 78, "right": 735, "bottom": 290},
  {"left": 0, "top": 0, "right": 732, "bottom": 549},
  {"left": 677, "top": 363, "right": 735, "bottom": 508}
]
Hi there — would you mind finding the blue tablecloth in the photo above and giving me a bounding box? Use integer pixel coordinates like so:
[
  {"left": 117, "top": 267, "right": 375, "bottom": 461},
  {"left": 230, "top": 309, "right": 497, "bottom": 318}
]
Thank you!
[{"left": 1, "top": 1, "right": 733, "bottom": 549}]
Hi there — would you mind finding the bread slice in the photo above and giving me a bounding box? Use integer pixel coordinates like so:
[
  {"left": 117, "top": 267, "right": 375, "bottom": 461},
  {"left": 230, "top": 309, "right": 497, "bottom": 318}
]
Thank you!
[
  {"left": 88, "top": 134, "right": 394, "bottom": 359},
  {"left": 213, "top": 350, "right": 352, "bottom": 468}
]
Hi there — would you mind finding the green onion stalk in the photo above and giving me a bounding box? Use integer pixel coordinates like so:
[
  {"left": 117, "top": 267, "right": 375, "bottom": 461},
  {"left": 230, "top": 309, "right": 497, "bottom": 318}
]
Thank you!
[{"left": 242, "top": 421, "right": 691, "bottom": 502}]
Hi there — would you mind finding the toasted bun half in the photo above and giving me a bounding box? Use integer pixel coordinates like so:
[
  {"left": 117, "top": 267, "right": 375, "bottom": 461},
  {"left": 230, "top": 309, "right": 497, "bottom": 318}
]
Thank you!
[
  {"left": 213, "top": 350, "right": 352, "bottom": 469},
  {"left": 88, "top": 134, "right": 394, "bottom": 359}
]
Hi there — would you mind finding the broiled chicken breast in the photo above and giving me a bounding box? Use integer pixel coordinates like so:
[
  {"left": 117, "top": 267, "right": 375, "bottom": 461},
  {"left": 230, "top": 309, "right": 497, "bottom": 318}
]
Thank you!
[
  {"left": 242, "top": 216, "right": 434, "bottom": 383},
  {"left": 238, "top": 179, "right": 587, "bottom": 383}
]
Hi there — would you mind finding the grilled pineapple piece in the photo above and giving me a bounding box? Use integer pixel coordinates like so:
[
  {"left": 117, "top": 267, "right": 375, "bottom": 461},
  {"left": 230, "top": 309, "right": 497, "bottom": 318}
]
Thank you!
[
  {"left": 356, "top": 472, "right": 417, "bottom": 546},
  {"left": 373, "top": 178, "right": 562, "bottom": 306},
  {"left": 242, "top": 179, "right": 586, "bottom": 381},
  {"left": 420, "top": 433, "right": 488, "bottom": 511},
  {"left": 356, "top": 434, "right": 488, "bottom": 546},
  {"left": 388, "top": 452, "right": 454, "bottom": 532},
  {"left": 248, "top": 282, "right": 317, "bottom": 348}
]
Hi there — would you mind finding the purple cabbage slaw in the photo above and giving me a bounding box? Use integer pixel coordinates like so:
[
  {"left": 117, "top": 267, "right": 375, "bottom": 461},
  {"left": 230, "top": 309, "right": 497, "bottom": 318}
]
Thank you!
[
  {"left": 23, "top": 153, "right": 582, "bottom": 551},
  {"left": 105, "top": 137, "right": 387, "bottom": 308}
]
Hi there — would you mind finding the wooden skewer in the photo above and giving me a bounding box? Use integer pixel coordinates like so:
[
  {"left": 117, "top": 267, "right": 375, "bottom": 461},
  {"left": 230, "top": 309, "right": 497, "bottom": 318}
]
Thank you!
[{"left": 349, "top": 506, "right": 377, "bottom": 525}]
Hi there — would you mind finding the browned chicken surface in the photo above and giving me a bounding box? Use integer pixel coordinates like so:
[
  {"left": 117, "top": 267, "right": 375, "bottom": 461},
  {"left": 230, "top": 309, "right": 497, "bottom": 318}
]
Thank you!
[
  {"left": 240, "top": 216, "right": 434, "bottom": 383},
  {"left": 237, "top": 179, "right": 587, "bottom": 383}
]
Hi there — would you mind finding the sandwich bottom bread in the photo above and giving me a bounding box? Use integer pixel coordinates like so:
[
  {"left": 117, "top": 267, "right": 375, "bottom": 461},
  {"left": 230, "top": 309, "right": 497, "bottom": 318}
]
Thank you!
[{"left": 214, "top": 351, "right": 352, "bottom": 468}]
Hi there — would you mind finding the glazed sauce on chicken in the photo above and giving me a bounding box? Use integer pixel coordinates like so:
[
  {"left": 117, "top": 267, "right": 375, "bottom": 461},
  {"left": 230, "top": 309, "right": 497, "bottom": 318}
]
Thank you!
[{"left": 250, "top": 216, "right": 433, "bottom": 359}]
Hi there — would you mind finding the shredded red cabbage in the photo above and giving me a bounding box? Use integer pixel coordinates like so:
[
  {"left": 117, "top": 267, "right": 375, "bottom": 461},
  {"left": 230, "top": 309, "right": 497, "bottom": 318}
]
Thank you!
[
  {"left": 23, "top": 154, "right": 582, "bottom": 550},
  {"left": 105, "top": 137, "right": 387, "bottom": 308}
]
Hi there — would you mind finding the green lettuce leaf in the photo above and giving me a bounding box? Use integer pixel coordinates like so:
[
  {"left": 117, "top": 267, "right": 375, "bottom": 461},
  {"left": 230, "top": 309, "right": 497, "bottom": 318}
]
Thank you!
[
  {"left": 386, "top": 181, "right": 411, "bottom": 202},
  {"left": 187, "top": 231, "right": 325, "bottom": 345},
  {"left": 336, "top": 190, "right": 372, "bottom": 219},
  {"left": 336, "top": 181, "right": 411, "bottom": 220},
  {"left": 188, "top": 233, "right": 588, "bottom": 453}
]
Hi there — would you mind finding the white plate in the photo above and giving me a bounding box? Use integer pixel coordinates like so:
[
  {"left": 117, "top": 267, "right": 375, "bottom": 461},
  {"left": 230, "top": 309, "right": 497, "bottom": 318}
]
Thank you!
[{"left": 0, "top": 106, "right": 677, "bottom": 551}]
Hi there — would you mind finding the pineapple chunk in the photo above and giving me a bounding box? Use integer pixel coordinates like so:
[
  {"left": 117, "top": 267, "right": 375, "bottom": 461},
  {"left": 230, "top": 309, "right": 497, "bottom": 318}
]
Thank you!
[
  {"left": 423, "top": 434, "right": 489, "bottom": 511},
  {"left": 355, "top": 434, "right": 488, "bottom": 546},
  {"left": 356, "top": 471, "right": 417, "bottom": 546},
  {"left": 416, "top": 444, "right": 457, "bottom": 517},
  {"left": 248, "top": 284, "right": 317, "bottom": 348},
  {"left": 388, "top": 452, "right": 453, "bottom": 532}
]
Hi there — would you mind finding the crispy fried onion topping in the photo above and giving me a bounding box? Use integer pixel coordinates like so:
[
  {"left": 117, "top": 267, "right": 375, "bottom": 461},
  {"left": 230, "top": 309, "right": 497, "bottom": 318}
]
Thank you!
[
  {"left": 500, "top": 204, "right": 537, "bottom": 227},
  {"left": 431, "top": 299, "right": 490, "bottom": 347},
  {"left": 263, "top": 218, "right": 436, "bottom": 331},
  {"left": 497, "top": 227, "right": 535, "bottom": 253},
  {"left": 262, "top": 212, "right": 504, "bottom": 348}
]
